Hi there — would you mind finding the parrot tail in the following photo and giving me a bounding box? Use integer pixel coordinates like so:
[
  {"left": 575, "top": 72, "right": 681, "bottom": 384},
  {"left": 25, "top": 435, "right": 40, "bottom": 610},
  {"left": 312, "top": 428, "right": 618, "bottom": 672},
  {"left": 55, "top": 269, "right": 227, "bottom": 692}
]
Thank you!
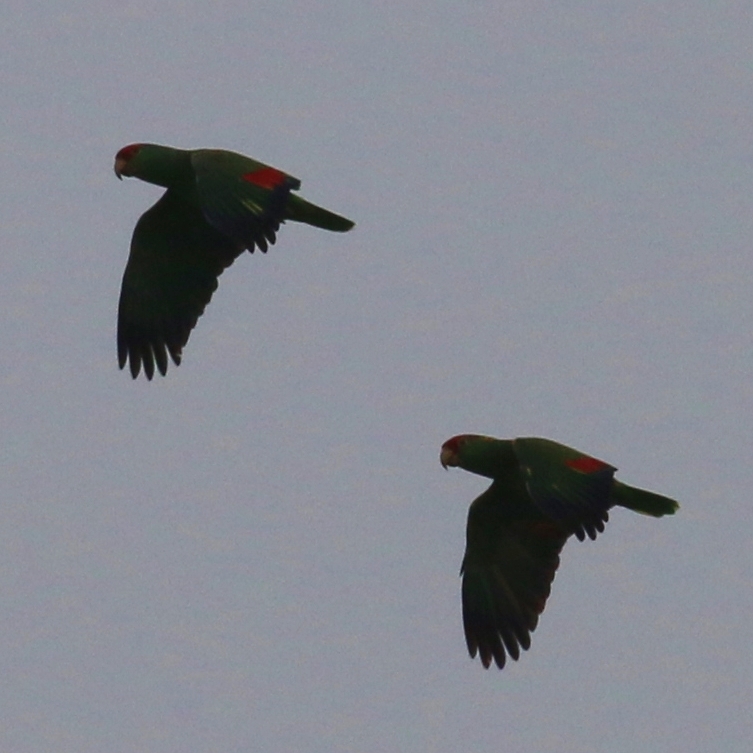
[
  {"left": 285, "top": 195, "right": 355, "bottom": 232},
  {"left": 612, "top": 481, "right": 679, "bottom": 517}
]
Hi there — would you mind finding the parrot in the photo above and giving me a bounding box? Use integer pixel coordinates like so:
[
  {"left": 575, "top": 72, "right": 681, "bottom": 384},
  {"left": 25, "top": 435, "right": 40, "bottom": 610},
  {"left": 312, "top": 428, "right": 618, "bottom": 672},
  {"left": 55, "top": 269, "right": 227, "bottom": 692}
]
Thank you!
[
  {"left": 439, "top": 434, "right": 679, "bottom": 670},
  {"left": 113, "top": 143, "right": 355, "bottom": 379}
]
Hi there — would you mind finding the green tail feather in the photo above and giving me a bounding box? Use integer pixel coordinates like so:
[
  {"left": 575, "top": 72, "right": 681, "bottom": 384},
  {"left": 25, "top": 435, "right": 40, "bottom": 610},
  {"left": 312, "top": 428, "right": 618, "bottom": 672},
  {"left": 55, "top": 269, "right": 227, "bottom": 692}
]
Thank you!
[
  {"left": 612, "top": 481, "right": 679, "bottom": 517},
  {"left": 286, "top": 195, "right": 355, "bottom": 232}
]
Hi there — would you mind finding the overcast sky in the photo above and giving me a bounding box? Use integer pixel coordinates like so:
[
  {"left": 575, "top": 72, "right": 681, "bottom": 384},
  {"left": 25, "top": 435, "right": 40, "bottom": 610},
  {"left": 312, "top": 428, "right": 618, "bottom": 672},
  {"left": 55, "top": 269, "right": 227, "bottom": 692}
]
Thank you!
[{"left": 1, "top": 2, "right": 752, "bottom": 752}]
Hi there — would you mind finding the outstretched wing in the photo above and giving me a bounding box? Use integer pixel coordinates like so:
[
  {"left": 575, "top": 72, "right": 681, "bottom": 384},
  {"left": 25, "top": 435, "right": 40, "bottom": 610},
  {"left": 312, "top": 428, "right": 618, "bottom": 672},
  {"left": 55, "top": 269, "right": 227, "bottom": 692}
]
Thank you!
[
  {"left": 117, "top": 191, "right": 244, "bottom": 379},
  {"left": 191, "top": 149, "right": 300, "bottom": 253},
  {"left": 461, "top": 483, "right": 567, "bottom": 669},
  {"left": 513, "top": 437, "right": 617, "bottom": 541}
]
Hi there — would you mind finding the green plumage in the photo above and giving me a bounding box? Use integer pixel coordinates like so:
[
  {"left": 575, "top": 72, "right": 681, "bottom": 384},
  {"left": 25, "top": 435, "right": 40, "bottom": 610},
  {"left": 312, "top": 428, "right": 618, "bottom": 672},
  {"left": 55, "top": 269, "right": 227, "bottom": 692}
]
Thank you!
[
  {"left": 611, "top": 481, "right": 680, "bottom": 517},
  {"left": 114, "top": 143, "right": 354, "bottom": 379},
  {"left": 440, "top": 434, "right": 678, "bottom": 669}
]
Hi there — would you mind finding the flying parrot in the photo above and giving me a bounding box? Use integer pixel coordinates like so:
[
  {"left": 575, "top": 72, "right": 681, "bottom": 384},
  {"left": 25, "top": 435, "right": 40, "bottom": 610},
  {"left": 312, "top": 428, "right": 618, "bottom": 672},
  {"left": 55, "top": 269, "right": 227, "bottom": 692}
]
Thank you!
[
  {"left": 113, "top": 143, "right": 355, "bottom": 379},
  {"left": 439, "top": 434, "right": 679, "bottom": 669}
]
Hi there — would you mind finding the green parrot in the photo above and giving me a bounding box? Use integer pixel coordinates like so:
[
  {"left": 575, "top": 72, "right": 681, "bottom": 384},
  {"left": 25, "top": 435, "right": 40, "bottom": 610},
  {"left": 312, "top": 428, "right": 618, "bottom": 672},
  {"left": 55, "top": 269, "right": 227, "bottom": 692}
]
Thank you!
[
  {"left": 440, "top": 434, "right": 679, "bottom": 669},
  {"left": 113, "top": 143, "right": 355, "bottom": 379}
]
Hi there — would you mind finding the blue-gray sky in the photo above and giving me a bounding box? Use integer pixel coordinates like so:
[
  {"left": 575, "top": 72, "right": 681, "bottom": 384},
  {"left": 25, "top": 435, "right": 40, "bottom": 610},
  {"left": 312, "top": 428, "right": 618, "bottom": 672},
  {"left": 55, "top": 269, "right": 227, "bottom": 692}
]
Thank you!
[{"left": 2, "top": 2, "right": 751, "bottom": 751}]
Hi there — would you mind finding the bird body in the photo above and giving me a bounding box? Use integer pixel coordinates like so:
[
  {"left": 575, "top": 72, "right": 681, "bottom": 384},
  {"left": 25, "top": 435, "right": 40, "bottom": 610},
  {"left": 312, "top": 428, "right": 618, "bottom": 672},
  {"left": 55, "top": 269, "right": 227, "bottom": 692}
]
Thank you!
[
  {"left": 114, "top": 143, "right": 354, "bottom": 379},
  {"left": 440, "top": 434, "right": 679, "bottom": 669}
]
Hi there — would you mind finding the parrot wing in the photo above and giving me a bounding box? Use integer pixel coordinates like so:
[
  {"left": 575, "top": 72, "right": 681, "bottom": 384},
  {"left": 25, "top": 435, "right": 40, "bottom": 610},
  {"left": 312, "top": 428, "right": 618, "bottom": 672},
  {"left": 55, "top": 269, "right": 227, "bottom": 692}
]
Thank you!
[
  {"left": 512, "top": 437, "right": 617, "bottom": 541},
  {"left": 117, "top": 191, "right": 244, "bottom": 379},
  {"left": 461, "top": 483, "right": 567, "bottom": 669},
  {"left": 191, "top": 149, "right": 300, "bottom": 253}
]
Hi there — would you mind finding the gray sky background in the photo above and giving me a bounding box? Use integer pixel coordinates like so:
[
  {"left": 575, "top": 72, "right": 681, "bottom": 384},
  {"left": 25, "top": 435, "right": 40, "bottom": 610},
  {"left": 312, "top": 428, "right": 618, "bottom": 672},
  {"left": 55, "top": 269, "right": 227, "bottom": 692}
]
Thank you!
[{"left": 2, "top": 2, "right": 751, "bottom": 751}]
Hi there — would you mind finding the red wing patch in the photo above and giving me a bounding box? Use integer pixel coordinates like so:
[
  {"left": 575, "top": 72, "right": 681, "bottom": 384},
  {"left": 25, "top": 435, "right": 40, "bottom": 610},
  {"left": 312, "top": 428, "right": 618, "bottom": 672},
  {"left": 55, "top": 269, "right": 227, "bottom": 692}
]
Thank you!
[
  {"left": 241, "top": 167, "right": 288, "bottom": 190},
  {"left": 565, "top": 456, "right": 610, "bottom": 474}
]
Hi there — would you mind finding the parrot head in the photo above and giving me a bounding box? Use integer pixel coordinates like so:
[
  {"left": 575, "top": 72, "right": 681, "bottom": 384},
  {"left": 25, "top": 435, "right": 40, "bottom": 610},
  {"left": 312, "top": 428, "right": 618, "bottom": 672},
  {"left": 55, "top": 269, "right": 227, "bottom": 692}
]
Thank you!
[
  {"left": 440, "top": 434, "right": 508, "bottom": 479},
  {"left": 114, "top": 143, "right": 145, "bottom": 180},
  {"left": 440, "top": 435, "right": 465, "bottom": 469},
  {"left": 440, "top": 434, "right": 495, "bottom": 468}
]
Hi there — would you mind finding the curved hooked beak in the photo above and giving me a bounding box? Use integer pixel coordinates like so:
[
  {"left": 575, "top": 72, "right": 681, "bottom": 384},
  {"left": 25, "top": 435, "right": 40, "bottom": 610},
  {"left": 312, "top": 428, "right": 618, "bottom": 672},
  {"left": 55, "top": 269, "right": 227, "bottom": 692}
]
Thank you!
[
  {"left": 114, "top": 157, "right": 127, "bottom": 180},
  {"left": 440, "top": 446, "right": 456, "bottom": 470}
]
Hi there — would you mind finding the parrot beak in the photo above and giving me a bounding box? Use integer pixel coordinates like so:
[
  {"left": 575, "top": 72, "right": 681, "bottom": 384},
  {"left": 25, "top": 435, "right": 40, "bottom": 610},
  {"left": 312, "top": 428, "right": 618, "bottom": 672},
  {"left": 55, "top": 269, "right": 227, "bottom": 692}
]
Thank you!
[
  {"left": 114, "top": 157, "right": 126, "bottom": 180},
  {"left": 440, "top": 446, "right": 456, "bottom": 470}
]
